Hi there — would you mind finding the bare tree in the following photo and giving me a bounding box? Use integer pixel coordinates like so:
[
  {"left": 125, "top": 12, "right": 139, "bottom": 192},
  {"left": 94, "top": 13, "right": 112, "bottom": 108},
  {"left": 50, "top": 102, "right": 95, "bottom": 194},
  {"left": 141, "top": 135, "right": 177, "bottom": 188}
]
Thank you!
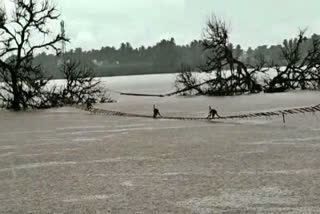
[
  {"left": 174, "top": 64, "right": 203, "bottom": 95},
  {"left": 58, "top": 60, "right": 111, "bottom": 105},
  {"left": 0, "top": 0, "right": 68, "bottom": 110},
  {"left": 202, "top": 15, "right": 264, "bottom": 95},
  {"left": 265, "top": 30, "right": 320, "bottom": 92},
  {"left": 176, "top": 15, "right": 264, "bottom": 96}
]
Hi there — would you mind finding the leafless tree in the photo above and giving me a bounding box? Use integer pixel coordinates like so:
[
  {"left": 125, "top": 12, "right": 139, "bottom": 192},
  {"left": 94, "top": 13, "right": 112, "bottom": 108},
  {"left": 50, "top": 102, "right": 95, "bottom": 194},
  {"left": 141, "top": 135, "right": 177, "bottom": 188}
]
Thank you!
[
  {"left": 175, "top": 15, "right": 264, "bottom": 96},
  {"left": 174, "top": 64, "right": 203, "bottom": 95},
  {"left": 265, "top": 30, "right": 320, "bottom": 92},
  {"left": 0, "top": 0, "right": 68, "bottom": 110},
  {"left": 202, "top": 15, "right": 265, "bottom": 95},
  {"left": 58, "top": 60, "right": 111, "bottom": 105}
]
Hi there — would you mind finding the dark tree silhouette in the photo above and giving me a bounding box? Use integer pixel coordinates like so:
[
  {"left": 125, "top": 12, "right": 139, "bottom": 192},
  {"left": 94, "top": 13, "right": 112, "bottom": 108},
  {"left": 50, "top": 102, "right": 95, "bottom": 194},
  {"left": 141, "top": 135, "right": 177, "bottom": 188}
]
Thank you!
[
  {"left": 29, "top": 31, "right": 320, "bottom": 80},
  {"left": 175, "top": 15, "right": 264, "bottom": 96},
  {"left": 0, "top": 0, "right": 68, "bottom": 110},
  {"left": 201, "top": 15, "right": 264, "bottom": 95},
  {"left": 265, "top": 30, "right": 320, "bottom": 92},
  {"left": 59, "top": 60, "right": 109, "bottom": 105},
  {"left": 174, "top": 64, "right": 202, "bottom": 95}
]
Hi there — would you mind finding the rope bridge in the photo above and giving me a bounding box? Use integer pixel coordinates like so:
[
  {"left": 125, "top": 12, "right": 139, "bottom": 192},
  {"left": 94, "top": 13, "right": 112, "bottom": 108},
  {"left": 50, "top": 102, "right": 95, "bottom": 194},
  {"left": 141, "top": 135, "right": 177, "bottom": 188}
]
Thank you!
[
  {"left": 75, "top": 103, "right": 320, "bottom": 123},
  {"left": 108, "top": 79, "right": 218, "bottom": 97}
]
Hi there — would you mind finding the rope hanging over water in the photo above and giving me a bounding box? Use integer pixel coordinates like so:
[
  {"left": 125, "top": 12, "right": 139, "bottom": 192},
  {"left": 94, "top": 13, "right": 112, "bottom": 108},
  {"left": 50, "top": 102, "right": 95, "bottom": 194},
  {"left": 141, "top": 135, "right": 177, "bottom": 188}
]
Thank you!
[
  {"left": 108, "top": 79, "right": 217, "bottom": 97},
  {"left": 75, "top": 104, "right": 320, "bottom": 123}
]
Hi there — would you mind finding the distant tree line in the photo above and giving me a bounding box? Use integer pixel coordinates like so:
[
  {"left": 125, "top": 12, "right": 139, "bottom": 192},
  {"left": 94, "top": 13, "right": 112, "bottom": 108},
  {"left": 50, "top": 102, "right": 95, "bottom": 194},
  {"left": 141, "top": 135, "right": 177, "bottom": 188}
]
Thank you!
[
  {"left": 2, "top": 0, "right": 320, "bottom": 112},
  {"left": 175, "top": 15, "right": 320, "bottom": 95},
  {"left": 34, "top": 33, "right": 320, "bottom": 79},
  {"left": 35, "top": 38, "right": 203, "bottom": 78}
]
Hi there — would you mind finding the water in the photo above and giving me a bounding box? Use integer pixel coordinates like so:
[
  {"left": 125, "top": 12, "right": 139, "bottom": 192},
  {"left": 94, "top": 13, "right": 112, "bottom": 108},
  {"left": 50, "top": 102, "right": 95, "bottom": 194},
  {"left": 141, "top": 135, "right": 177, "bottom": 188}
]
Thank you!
[
  {"left": 1, "top": 73, "right": 320, "bottom": 213},
  {"left": 98, "top": 73, "right": 320, "bottom": 117}
]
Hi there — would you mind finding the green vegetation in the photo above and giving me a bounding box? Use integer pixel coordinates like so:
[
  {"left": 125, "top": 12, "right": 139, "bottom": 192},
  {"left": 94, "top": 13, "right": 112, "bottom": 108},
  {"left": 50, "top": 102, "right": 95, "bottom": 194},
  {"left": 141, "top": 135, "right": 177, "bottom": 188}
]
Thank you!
[{"left": 34, "top": 33, "right": 320, "bottom": 78}]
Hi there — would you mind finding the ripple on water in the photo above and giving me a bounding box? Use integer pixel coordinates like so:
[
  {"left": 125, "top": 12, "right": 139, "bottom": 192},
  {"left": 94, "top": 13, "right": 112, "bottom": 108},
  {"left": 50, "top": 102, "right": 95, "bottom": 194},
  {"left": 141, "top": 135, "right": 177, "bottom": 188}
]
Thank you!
[
  {"left": 242, "top": 136, "right": 320, "bottom": 145},
  {"left": 177, "top": 187, "right": 299, "bottom": 213},
  {"left": 63, "top": 194, "right": 112, "bottom": 203}
]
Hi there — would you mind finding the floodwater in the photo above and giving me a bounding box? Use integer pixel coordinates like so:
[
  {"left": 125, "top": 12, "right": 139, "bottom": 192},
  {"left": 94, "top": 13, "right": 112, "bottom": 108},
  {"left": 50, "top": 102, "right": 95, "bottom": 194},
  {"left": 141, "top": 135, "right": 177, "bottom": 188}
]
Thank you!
[{"left": 1, "top": 73, "right": 320, "bottom": 213}]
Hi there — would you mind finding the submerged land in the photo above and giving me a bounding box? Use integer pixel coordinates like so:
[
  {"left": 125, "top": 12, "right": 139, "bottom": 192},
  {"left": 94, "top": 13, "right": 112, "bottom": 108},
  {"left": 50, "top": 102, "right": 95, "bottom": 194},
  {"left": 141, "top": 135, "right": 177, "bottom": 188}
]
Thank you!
[
  {"left": 1, "top": 1, "right": 320, "bottom": 212},
  {"left": 1, "top": 74, "right": 320, "bottom": 213}
]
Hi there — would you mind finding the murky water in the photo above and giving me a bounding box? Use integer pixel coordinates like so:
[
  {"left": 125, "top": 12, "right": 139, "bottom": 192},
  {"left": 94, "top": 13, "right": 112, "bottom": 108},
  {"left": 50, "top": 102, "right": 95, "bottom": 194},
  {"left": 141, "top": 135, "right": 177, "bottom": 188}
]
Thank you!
[{"left": 1, "top": 74, "right": 320, "bottom": 213}]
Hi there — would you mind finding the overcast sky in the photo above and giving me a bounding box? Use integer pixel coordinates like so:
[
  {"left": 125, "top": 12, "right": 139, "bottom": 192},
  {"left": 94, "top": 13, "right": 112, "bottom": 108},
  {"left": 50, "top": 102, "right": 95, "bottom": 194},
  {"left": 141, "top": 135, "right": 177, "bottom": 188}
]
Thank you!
[{"left": 40, "top": 0, "right": 320, "bottom": 50}]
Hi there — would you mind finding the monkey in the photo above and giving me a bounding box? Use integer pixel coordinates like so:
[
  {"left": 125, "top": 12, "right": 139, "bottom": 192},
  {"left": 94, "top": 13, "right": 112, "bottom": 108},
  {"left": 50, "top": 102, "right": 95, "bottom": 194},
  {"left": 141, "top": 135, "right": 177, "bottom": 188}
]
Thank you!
[
  {"left": 153, "top": 105, "right": 162, "bottom": 118},
  {"left": 207, "top": 106, "right": 220, "bottom": 119},
  {"left": 86, "top": 99, "right": 93, "bottom": 110}
]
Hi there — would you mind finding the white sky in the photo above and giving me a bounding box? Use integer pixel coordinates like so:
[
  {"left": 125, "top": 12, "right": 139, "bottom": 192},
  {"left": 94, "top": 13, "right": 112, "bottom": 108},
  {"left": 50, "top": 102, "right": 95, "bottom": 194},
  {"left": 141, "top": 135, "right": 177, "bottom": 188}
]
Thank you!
[{"left": 3, "top": 0, "right": 320, "bottom": 50}]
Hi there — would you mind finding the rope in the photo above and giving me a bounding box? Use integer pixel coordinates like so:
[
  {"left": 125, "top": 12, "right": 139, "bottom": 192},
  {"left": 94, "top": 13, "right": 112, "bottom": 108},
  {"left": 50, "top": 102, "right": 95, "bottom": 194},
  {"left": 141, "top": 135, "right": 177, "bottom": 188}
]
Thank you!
[
  {"left": 74, "top": 103, "right": 320, "bottom": 122},
  {"left": 108, "top": 79, "right": 217, "bottom": 97}
]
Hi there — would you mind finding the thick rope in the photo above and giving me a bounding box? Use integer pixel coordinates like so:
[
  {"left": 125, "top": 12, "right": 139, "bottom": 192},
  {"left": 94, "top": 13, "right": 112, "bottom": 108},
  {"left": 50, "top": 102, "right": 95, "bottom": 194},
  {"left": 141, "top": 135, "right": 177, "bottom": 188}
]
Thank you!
[
  {"left": 74, "top": 104, "right": 320, "bottom": 122},
  {"left": 108, "top": 79, "right": 217, "bottom": 97}
]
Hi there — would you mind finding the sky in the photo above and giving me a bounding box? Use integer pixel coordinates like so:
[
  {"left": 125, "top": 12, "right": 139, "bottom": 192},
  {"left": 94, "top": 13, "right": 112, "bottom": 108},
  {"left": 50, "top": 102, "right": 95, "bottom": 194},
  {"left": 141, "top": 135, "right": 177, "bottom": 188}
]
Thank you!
[{"left": 3, "top": 0, "right": 320, "bottom": 51}]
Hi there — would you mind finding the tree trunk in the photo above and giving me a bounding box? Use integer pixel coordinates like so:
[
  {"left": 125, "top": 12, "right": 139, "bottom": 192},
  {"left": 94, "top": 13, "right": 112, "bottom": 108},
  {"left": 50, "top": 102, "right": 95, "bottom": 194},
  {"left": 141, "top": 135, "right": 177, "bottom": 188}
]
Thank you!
[{"left": 11, "top": 71, "right": 20, "bottom": 111}]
